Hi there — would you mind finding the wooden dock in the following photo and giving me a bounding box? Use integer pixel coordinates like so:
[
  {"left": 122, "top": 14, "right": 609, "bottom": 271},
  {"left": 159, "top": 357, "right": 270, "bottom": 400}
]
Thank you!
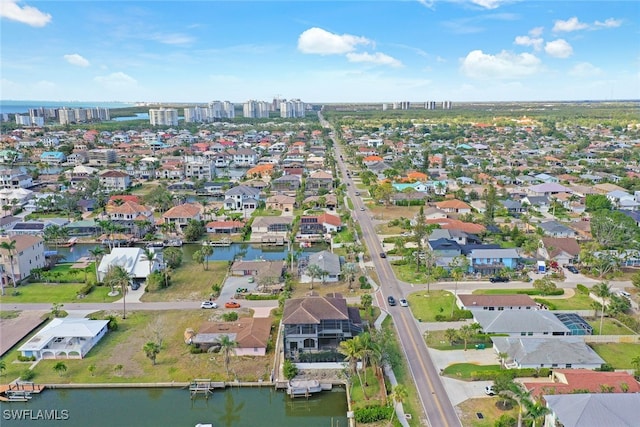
[
  {"left": 189, "top": 379, "right": 225, "bottom": 399},
  {"left": 0, "top": 382, "right": 45, "bottom": 402}
]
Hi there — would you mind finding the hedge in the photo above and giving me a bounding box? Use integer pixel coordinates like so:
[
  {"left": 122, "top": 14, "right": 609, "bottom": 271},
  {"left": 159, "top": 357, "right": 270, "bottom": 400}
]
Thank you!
[
  {"left": 354, "top": 405, "right": 393, "bottom": 423},
  {"left": 576, "top": 284, "right": 589, "bottom": 295},
  {"left": 435, "top": 309, "right": 473, "bottom": 322},
  {"left": 468, "top": 368, "right": 551, "bottom": 381},
  {"left": 245, "top": 294, "right": 278, "bottom": 300},
  {"left": 533, "top": 298, "right": 557, "bottom": 310},
  {"left": 76, "top": 283, "right": 95, "bottom": 297}
]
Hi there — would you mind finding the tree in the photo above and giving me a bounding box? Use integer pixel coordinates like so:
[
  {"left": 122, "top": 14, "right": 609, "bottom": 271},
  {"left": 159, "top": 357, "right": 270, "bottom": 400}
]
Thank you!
[
  {"left": 218, "top": 335, "right": 238, "bottom": 379},
  {"left": 585, "top": 194, "right": 613, "bottom": 212},
  {"left": 361, "top": 293, "right": 373, "bottom": 315},
  {"left": 590, "top": 210, "right": 640, "bottom": 249},
  {"left": 143, "top": 341, "right": 161, "bottom": 366},
  {"left": 200, "top": 244, "right": 213, "bottom": 270},
  {"left": 592, "top": 282, "right": 611, "bottom": 335},
  {"left": 192, "top": 250, "right": 205, "bottom": 270},
  {"left": 51, "top": 302, "right": 64, "bottom": 318},
  {"left": 163, "top": 247, "right": 183, "bottom": 269},
  {"left": 444, "top": 328, "right": 458, "bottom": 346},
  {"left": 140, "top": 247, "right": 157, "bottom": 278},
  {"left": 104, "top": 265, "right": 130, "bottom": 297},
  {"left": 0, "top": 239, "right": 18, "bottom": 290},
  {"left": 413, "top": 206, "right": 429, "bottom": 272},
  {"left": 0, "top": 360, "right": 6, "bottom": 376},
  {"left": 532, "top": 277, "right": 557, "bottom": 296},
  {"left": 449, "top": 255, "right": 469, "bottom": 316},
  {"left": 631, "top": 355, "right": 640, "bottom": 376},
  {"left": 483, "top": 184, "right": 498, "bottom": 225},
  {"left": 632, "top": 272, "right": 640, "bottom": 290},
  {"left": 53, "top": 361, "right": 67, "bottom": 377},
  {"left": 523, "top": 399, "right": 550, "bottom": 427},
  {"left": 183, "top": 219, "right": 205, "bottom": 242},
  {"left": 89, "top": 246, "right": 105, "bottom": 282},
  {"left": 338, "top": 337, "right": 366, "bottom": 399},
  {"left": 342, "top": 262, "right": 357, "bottom": 289},
  {"left": 306, "top": 263, "right": 324, "bottom": 290},
  {"left": 458, "top": 324, "right": 474, "bottom": 351},
  {"left": 88, "top": 364, "right": 96, "bottom": 376},
  {"left": 388, "top": 384, "right": 408, "bottom": 425}
]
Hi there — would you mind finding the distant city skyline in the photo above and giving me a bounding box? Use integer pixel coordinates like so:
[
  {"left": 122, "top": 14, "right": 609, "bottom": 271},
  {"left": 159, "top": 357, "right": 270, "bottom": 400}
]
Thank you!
[{"left": 1, "top": 1, "right": 638, "bottom": 103}]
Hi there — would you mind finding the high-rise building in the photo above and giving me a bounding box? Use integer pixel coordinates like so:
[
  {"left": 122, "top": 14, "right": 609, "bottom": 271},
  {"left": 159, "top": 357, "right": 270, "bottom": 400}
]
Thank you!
[
  {"left": 149, "top": 108, "right": 178, "bottom": 126},
  {"left": 58, "top": 108, "right": 76, "bottom": 125},
  {"left": 243, "top": 100, "right": 270, "bottom": 118},
  {"left": 280, "top": 99, "right": 305, "bottom": 118},
  {"left": 425, "top": 101, "right": 437, "bottom": 110},
  {"left": 442, "top": 101, "right": 453, "bottom": 110}
]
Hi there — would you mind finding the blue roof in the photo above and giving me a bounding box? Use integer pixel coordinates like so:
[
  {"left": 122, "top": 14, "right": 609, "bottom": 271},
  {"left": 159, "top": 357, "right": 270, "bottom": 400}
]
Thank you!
[{"left": 41, "top": 151, "right": 65, "bottom": 159}]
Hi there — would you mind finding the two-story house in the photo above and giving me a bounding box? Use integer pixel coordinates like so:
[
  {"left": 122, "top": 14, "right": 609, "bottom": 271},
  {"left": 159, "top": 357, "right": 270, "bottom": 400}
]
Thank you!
[
  {"left": 468, "top": 248, "right": 520, "bottom": 275},
  {"left": 232, "top": 148, "right": 258, "bottom": 167},
  {"left": 0, "top": 234, "right": 46, "bottom": 286},
  {"left": 106, "top": 200, "right": 154, "bottom": 236},
  {"left": 271, "top": 175, "right": 302, "bottom": 194},
  {"left": 282, "top": 294, "right": 362, "bottom": 357},
  {"left": 223, "top": 185, "right": 261, "bottom": 211},
  {"left": 162, "top": 203, "right": 202, "bottom": 233},
  {"left": 306, "top": 170, "right": 333, "bottom": 192},
  {"left": 99, "top": 170, "right": 131, "bottom": 192}
]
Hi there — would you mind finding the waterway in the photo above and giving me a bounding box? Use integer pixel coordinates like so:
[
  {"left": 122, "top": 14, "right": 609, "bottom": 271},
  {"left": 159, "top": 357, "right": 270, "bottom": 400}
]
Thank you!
[
  {"left": 0, "top": 387, "right": 349, "bottom": 427},
  {"left": 48, "top": 243, "right": 327, "bottom": 263}
]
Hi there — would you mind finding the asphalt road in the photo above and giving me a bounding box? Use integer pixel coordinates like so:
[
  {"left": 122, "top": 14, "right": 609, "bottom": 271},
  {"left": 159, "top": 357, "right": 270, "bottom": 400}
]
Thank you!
[
  {"left": 4, "top": 299, "right": 279, "bottom": 312},
  {"left": 327, "top": 116, "right": 462, "bottom": 427}
]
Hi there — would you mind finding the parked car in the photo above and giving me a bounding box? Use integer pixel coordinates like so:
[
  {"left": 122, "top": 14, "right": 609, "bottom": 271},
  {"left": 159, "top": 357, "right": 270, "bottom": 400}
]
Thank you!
[
  {"left": 387, "top": 296, "right": 397, "bottom": 306},
  {"left": 225, "top": 301, "right": 241, "bottom": 309},
  {"left": 380, "top": 252, "right": 387, "bottom": 258},
  {"left": 201, "top": 301, "right": 218, "bottom": 309},
  {"left": 236, "top": 287, "right": 248, "bottom": 293},
  {"left": 566, "top": 265, "right": 579, "bottom": 274},
  {"left": 399, "top": 298, "right": 409, "bottom": 307},
  {"left": 489, "top": 276, "right": 510, "bottom": 283},
  {"left": 485, "top": 385, "right": 495, "bottom": 396},
  {"left": 130, "top": 281, "right": 141, "bottom": 291}
]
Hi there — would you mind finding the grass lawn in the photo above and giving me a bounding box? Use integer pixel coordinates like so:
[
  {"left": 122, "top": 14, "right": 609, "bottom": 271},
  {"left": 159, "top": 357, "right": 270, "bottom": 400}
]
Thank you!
[
  {"left": 534, "top": 293, "right": 592, "bottom": 310},
  {"left": 252, "top": 208, "right": 282, "bottom": 217},
  {"left": 587, "top": 318, "right": 637, "bottom": 335},
  {"left": 474, "top": 289, "right": 565, "bottom": 296},
  {"left": 380, "top": 316, "right": 424, "bottom": 426},
  {"left": 406, "top": 290, "right": 456, "bottom": 322},
  {"left": 0, "top": 283, "right": 119, "bottom": 304},
  {"left": 0, "top": 310, "right": 275, "bottom": 384},
  {"left": 350, "top": 367, "right": 385, "bottom": 409},
  {"left": 589, "top": 343, "right": 640, "bottom": 369},
  {"left": 141, "top": 260, "right": 228, "bottom": 302},
  {"left": 442, "top": 364, "right": 501, "bottom": 381},
  {"left": 425, "top": 330, "right": 496, "bottom": 351},
  {"left": 390, "top": 263, "right": 433, "bottom": 284},
  {"left": 458, "top": 397, "right": 518, "bottom": 427}
]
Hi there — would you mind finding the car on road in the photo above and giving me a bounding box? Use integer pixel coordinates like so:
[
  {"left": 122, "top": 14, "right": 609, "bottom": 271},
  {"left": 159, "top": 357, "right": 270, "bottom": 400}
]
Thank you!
[
  {"left": 360, "top": 207, "right": 365, "bottom": 211},
  {"left": 485, "top": 385, "right": 495, "bottom": 396},
  {"left": 201, "top": 301, "right": 218, "bottom": 309},
  {"left": 355, "top": 191, "right": 360, "bottom": 196},
  {"left": 387, "top": 296, "right": 397, "bottom": 306},
  {"left": 566, "top": 265, "right": 579, "bottom": 274},
  {"left": 489, "top": 276, "right": 510, "bottom": 283},
  {"left": 225, "top": 301, "right": 241, "bottom": 309},
  {"left": 399, "top": 298, "right": 409, "bottom": 307},
  {"left": 379, "top": 252, "right": 386, "bottom": 258}
]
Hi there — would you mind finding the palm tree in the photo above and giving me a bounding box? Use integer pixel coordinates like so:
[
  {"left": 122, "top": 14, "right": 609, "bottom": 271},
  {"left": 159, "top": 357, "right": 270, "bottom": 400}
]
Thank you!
[
  {"left": 89, "top": 246, "right": 105, "bottom": 281},
  {"left": 104, "top": 265, "right": 129, "bottom": 297},
  {"left": 592, "top": 282, "right": 611, "bottom": 335},
  {"left": 631, "top": 355, "right": 640, "bottom": 375},
  {"left": 342, "top": 262, "right": 357, "bottom": 289},
  {"left": 338, "top": 337, "right": 366, "bottom": 399},
  {"left": 358, "top": 332, "right": 374, "bottom": 387},
  {"left": 523, "top": 399, "right": 550, "bottom": 427},
  {"left": 306, "top": 263, "right": 324, "bottom": 290},
  {"left": 53, "top": 361, "right": 67, "bottom": 377},
  {"left": 218, "top": 335, "right": 237, "bottom": 379},
  {"left": 388, "top": 384, "right": 408, "bottom": 425},
  {"left": 143, "top": 341, "right": 161, "bottom": 365},
  {"left": 444, "top": 328, "right": 458, "bottom": 346},
  {"left": 0, "top": 360, "right": 6, "bottom": 376},
  {"left": 458, "top": 324, "right": 475, "bottom": 351},
  {"left": 0, "top": 239, "right": 18, "bottom": 290},
  {"left": 140, "top": 247, "right": 157, "bottom": 279},
  {"left": 201, "top": 244, "right": 213, "bottom": 271}
]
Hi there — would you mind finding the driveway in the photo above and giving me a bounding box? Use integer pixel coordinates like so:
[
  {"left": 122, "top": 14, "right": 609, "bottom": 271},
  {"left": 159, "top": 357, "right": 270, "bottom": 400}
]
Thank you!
[{"left": 219, "top": 275, "right": 259, "bottom": 303}]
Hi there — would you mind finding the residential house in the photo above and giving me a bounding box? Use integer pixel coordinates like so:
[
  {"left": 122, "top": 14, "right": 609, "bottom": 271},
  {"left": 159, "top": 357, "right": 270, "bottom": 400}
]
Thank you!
[
  {"left": 539, "top": 237, "right": 580, "bottom": 266},
  {"left": 538, "top": 221, "right": 577, "bottom": 238},
  {"left": 106, "top": 200, "right": 154, "bottom": 236},
  {"left": 282, "top": 294, "right": 362, "bottom": 356},
  {"left": 162, "top": 203, "right": 202, "bottom": 233},
  {"left": 205, "top": 220, "right": 244, "bottom": 234},
  {"left": 524, "top": 369, "right": 640, "bottom": 399},
  {"left": 223, "top": 185, "right": 261, "bottom": 211},
  {"left": 468, "top": 248, "right": 520, "bottom": 275},
  {"left": 527, "top": 183, "right": 572, "bottom": 196},
  {"left": 434, "top": 199, "right": 471, "bottom": 214},
  {"left": 190, "top": 317, "right": 272, "bottom": 356},
  {"left": 229, "top": 260, "right": 285, "bottom": 281},
  {"left": 99, "top": 170, "right": 131, "bottom": 192},
  {"left": 0, "top": 168, "right": 33, "bottom": 189},
  {"left": 543, "top": 394, "right": 640, "bottom": 427},
  {"left": 0, "top": 235, "right": 46, "bottom": 285},
  {"left": 251, "top": 216, "right": 293, "bottom": 234},
  {"left": 457, "top": 294, "right": 537, "bottom": 312},
  {"left": 299, "top": 213, "right": 342, "bottom": 236},
  {"left": 491, "top": 336, "right": 605, "bottom": 369},
  {"left": 97, "top": 247, "right": 162, "bottom": 283},
  {"left": 232, "top": 148, "right": 258, "bottom": 167},
  {"left": 300, "top": 250, "right": 341, "bottom": 283},
  {"left": 271, "top": 175, "right": 302, "bottom": 194},
  {"left": 306, "top": 170, "right": 333, "bottom": 191},
  {"left": 474, "top": 310, "right": 571, "bottom": 336},
  {"left": 40, "top": 151, "right": 66, "bottom": 164},
  {"left": 266, "top": 195, "right": 296, "bottom": 213},
  {"left": 18, "top": 318, "right": 109, "bottom": 360},
  {"left": 501, "top": 199, "right": 526, "bottom": 213},
  {"left": 184, "top": 157, "right": 215, "bottom": 181}
]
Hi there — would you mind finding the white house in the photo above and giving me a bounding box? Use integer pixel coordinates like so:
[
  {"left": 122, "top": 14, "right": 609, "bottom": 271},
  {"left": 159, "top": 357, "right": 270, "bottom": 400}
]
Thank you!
[
  {"left": 97, "top": 247, "right": 162, "bottom": 283},
  {"left": 18, "top": 318, "right": 109, "bottom": 360},
  {"left": 300, "top": 251, "right": 341, "bottom": 283}
]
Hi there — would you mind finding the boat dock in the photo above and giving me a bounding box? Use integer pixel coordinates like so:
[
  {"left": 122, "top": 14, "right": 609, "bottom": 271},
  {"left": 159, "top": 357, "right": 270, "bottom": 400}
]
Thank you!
[
  {"left": 189, "top": 379, "right": 225, "bottom": 399},
  {"left": 0, "top": 382, "right": 45, "bottom": 402},
  {"left": 202, "top": 238, "right": 232, "bottom": 247},
  {"left": 286, "top": 380, "right": 332, "bottom": 399}
]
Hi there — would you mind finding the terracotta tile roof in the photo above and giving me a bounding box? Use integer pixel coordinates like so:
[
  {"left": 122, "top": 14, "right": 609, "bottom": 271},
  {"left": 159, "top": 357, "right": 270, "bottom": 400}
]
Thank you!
[
  {"left": 524, "top": 370, "right": 640, "bottom": 398},
  {"left": 198, "top": 317, "right": 272, "bottom": 349},
  {"left": 205, "top": 220, "right": 244, "bottom": 229},
  {"left": 107, "top": 200, "right": 150, "bottom": 215},
  {"left": 162, "top": 203, "right": 202, "bottom": 219},
  {"left": 435, "top": 199, "right": 472, "bottom": 210},
  {"left": 318, "top": 213, "right": 341, "bottom": 227},
  {"left": 425, "top": 218, "right": 486, "bottom": 234},
  {"left": 363, "top": 155, "right": 383, "bottom": 162}
]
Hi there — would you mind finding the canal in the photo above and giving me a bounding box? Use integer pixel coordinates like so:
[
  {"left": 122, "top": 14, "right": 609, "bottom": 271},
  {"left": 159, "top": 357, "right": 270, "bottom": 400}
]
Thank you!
[{"left": 0, "top": 387, "right": 349, "bottom": 427}]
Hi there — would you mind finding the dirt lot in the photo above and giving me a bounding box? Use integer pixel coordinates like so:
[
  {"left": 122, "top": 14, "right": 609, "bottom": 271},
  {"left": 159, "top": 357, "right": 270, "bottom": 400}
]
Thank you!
[{"left": 368, "top": 205, "right": 422, "bottom": 221}]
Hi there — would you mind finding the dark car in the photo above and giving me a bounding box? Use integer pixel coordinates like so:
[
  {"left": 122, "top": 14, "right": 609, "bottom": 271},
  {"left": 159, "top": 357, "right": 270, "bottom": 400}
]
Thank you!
[
  {"left": 567, "top": 265, "right": 579, "bottom": 274},
  {"left": 489, "top": 276, "right": 510, "bottom": 283},
  {"left": 387, "top": 296, "right": 397, "bottom": 306},
  {"left": 380, "top": 252, "right": 387, "bottom": 258}
]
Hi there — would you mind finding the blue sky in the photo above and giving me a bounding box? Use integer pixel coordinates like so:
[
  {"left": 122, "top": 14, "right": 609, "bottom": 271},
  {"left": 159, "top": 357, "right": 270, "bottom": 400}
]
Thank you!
[{"left": 1, "top": 0, "right": 638, "bottom": 103}]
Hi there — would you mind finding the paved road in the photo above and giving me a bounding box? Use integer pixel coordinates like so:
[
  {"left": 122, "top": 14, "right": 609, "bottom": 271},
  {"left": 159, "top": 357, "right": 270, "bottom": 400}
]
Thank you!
[
  {"left": 4, "top": 299, "right": 279, "bottom": 312},
  {"left": 325, "top": 113, "right": 462, "bottom": 427}
]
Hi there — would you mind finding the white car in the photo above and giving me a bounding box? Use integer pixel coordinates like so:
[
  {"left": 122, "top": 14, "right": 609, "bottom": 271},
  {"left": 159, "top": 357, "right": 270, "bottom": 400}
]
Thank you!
[
  {"left": 399, "top": 299, "right": 409, "bottom": 307},
  {"left": 201, "top": 301, "right": 218, "bottom": 309},
  {"left": 485, "top": 385, "right": 495, "bottom": 396}
]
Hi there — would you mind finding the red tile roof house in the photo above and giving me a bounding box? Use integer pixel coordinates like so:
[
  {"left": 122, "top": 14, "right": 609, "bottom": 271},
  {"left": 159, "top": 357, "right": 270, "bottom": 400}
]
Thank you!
[
  {"left": 162, "top": 203, "right": 202, "bottom": 233},
  {"left": 434, "top": 199, "right": 472, "bottom": 214},
  {"left": 299, "top": 213, "right": 342, "bottom": 236},
  {"left": 524, "top": 369, "right": 640, "bottom": 399},
  {"left": 190, "top": 317, "right": 272, "bottom": 356}
]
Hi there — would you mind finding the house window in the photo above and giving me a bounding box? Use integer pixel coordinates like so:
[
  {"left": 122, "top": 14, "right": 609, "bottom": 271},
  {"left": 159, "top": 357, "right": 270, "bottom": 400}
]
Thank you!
[
  {"left": 565, "top": 364, "right": 572, "bottom": 368},
  {"left": 521, "top": 332, "right": 526, "bottom": 336},
  {"left": 527, "top": 332, "right": 533, "bottom": 336},
  {"left": 498, "top": 307, "right": 504, "bottom": 311}
]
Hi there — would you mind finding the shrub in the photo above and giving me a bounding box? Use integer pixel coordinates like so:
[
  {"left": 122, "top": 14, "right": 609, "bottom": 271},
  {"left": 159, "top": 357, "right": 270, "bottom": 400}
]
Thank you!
[
  {"left": 20, "top": 369, "right": 35, "bottom": 381},
  {"left": 534, "top": 298, "right": 557, "bottom": 310},
  {"left": 353, "top": 405, "right": 393, "bottom": 423},
  {"left": 495, "top": 414, "right": 517, "bottom": 427},
  {"left": 245, "top": 294, "right": 278, "bottom": 300},
  {"left": 77, "top": 283, "right": 95, "bottom": 297},
  {"left": 576, "top": 284, "right": 589, "bottom": 295},
  {"left": 596, "top": 363, "right": 615, "bottom": 372},
  {"left": 283, "top": 359, "right": 298, "bottom": 380},
  {"left": 189, "top": 345, "right": 204, "bottom": 354},
  {"left": 222, "top": 312, "right": 238, "bottom": 322},
  {"left": 17, "top": 355, "right": 36, "bottom": 362}
]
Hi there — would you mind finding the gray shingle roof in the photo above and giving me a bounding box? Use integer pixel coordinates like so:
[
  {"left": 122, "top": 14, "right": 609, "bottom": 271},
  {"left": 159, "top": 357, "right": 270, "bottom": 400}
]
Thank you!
[
  {"left": 491, "top": 336, "right": 604, "bottom": 366},
  {"left": 475, "top": 310, "right": 569, "bottom": 334},
  {"left": 544, "top": 393, "right": 640, "bottom": 427}
]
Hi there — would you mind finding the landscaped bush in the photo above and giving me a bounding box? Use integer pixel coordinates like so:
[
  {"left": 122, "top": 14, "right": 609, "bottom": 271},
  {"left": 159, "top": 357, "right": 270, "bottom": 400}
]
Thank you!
[
  {"left": 76, "top": 282, "right": 95, "bottom": 297},
  {"left": 435, "top": 310, "right": 473, "bottom": 322},
  {"left": 516, "top": 289, "right": 564, "bottom": 296},
  {"left": 189, "top": 345, "right": 204, "bottom": 354},
  {"left": 222, "top": 312, "right": 239, "bottom": 322},
  {"left": 283, "top": 359, "right": 298, "bottom": 380},
  {"left": 245, "top": 294, "right": 278, "bottom": 300},
  {"left": 468, "top": 368, "right": 551, "bottom": 381},
  {"left": 534, "top": 298, "right": 557, "bottom": 310},
  {"left": 576, "top": 284, "right": 589, "bottom": 295},
  {"left": 298, "top": 351, "right": 344, "bottom": 363},
  {"left": 17, "top": 355, "right": 36, "bottom": 362},
  {"left": 614, "top": 313, "right": 640, "bottom": 333},
  {"left": 20, "top": 369, "right": 35, "bottom": 381},
  {"left": 353, "top": 405, "right": 393, "bottom": 423}
]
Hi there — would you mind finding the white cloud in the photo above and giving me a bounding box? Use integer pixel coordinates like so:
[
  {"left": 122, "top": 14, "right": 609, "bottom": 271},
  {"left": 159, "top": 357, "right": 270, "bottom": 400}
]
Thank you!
[
  {"left": 298, "top": 27, "right": 370, "bottom": 55},
  {"left": 553, "top": 17, "right": 588, "bottom": 32},
  {"left": 149, "top": 32, "right": 194, "bottom": 45},
  {"left": 94, "top": 72, "right": 137, "bottom": 87},
  {"left": 529, "top": 26, "right": 544, "bottom": 37},
  {"left": 460, "top": 49, "right": 542, "bottom": 79},
  {"left": 469, "top": 0, "right": 507, "bottom": 9},
  {"left": 545, "top": 39, "right": 573, "bottom": 58},
  {"left": 346, "top": 52, "right": 403, "bottom": 68},
  {"left": 594, "top": 18, "right": 622, "bottom": 29},
  {"left": 514, "top": 35, "right": 543, "bottom": 51},
  {"left": 63, "top": 54, "right": 90, "bottom": 67},
  {"left": 569, "top": 62, "right": 603, "bottom": 77},
  {"left": 0, "top": 0, "right": 51, "bottom": 27}
]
